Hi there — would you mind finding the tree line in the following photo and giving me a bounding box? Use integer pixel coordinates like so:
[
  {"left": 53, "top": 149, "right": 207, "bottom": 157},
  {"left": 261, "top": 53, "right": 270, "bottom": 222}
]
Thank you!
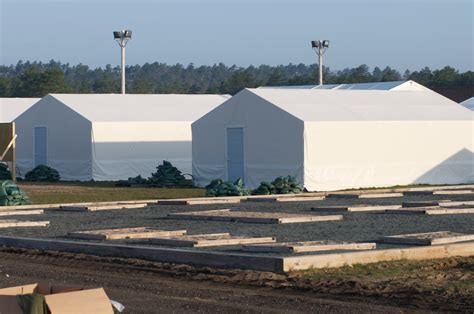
[{"left": 0, "top": 60, "right": 472, "bottom": 97}]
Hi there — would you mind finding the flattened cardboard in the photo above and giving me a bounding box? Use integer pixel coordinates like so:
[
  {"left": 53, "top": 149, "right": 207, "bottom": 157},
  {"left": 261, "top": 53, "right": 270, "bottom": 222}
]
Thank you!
[{"left": 0, "top": 283, "right": 113, "bottom": 314}]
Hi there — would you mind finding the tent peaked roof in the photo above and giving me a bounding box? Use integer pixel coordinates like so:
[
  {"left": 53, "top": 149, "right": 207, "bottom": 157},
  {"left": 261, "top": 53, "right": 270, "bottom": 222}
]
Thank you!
[
  {"left": 258, "top": 80, "right": 429, "bottom": 91},
  {"left": 0, "top": 98, "right": 40, "bottom": 122},
  {"left": 48, "top": 94, "right": 231, "bottom": 122},
  {"left": 246, "top": 88, "right": 472, "bottom": 122},
  {"left": 460, "top": 97, "right": 474, "bottom": 110}
]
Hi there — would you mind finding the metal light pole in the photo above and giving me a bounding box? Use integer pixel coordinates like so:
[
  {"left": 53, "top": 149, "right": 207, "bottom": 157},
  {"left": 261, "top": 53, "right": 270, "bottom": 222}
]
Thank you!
[
  {"left": 311, "top": 40, "right": 329, "bottom": 85},
  {"left": 113, "top": 30, "right": 132, "bottom": 94}
]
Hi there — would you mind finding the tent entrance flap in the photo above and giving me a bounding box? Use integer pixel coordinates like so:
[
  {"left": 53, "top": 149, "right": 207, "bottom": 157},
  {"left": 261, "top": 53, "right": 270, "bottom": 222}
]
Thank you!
[
  {"left": 34, "top": 127, "right": 47, "bottom": 166},
  {"left": 226, "top": 127, "right": 244, "bottom": 182}
]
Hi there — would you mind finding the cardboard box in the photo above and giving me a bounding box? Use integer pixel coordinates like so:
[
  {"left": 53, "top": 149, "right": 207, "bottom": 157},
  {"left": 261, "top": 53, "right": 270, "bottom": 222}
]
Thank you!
[{"left": 0, "top": 283, "right": 114, "bottom": 314}]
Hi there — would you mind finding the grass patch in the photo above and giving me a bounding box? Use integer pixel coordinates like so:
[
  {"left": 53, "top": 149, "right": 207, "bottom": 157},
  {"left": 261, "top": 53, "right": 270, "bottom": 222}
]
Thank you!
[
  {"left": 292, "top": 258, "right": 427, "bottom": 281},
  {"left": 291, "top": 257, "right": 474, "bottom": 290},
  {"left": 18, "top": 183, "right": 205, "bottom": 204}
]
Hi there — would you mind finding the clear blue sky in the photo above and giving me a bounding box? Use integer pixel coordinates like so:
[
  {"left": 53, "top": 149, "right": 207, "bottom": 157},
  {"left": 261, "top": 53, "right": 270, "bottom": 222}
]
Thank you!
[{"left": 1, "top": 0, "right": 472, "bottom": 71}]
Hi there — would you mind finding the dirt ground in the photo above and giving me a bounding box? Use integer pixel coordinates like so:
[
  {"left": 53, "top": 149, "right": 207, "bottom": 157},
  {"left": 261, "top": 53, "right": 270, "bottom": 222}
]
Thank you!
[
  {"left": 1, "top": 247, "right": 472, "bottom": 313},
  {"left": 3, "top": 184, "right": 474, "bottom": 312}
]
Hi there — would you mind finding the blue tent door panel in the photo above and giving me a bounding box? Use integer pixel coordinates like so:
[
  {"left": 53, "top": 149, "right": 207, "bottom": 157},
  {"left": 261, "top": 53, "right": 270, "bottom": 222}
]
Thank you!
[
  {"left": 34, "top": 127, "right": 47, "bottom": 166},
  {"left": 226, "top": 127, "right": 244, "bottom": 182}
]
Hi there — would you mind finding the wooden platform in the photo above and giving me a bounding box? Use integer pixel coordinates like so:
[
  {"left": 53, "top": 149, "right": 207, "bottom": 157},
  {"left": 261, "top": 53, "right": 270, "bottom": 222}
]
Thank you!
[
  {"left": 0, "top": 236, "right": 473, "bottom": 273},
  {"left": 57, "top": 203, "right": 148, "bottom": 212},
  {"left": 0, "top": 220, "right": 49, "bottom": 228},
  {"left": 403, "top": 190, "right": 473, "bottom": 196},
  {"left": 0, "top": 210, "right": 44, "bottom": 216},
  {"left": 312, "top": 204, "right": 401, "bottom": 212},
  {"left": 440, "top": 200, "right": 474, "bottom": 207},
  {"left": 403, "top": 200, "right": 474, "bottom": 208},
  {"left": 327, "top": 193, "right": 403, "bottom": 199},
  {"left": 246, "top": 196, "right": 325, "bottom": 203},
  {"left": 402, "top": 201, "right": 444, "bottom": 208},
  {"left": 241, "top": 241, "right": 376, "bottom": 253},
  {"left": 148, "top": 233, "right": 276, "bottom": 248},
  {"left": 326, "top": 193, "right": 359, "bottom": 199},
  {"left": 68, "top": 227, "right": 187, "bottom": 240},
  {"left": 385, "top": 207, "right": 474, "bottom": 215},
  {"left": 433, "top": 190, "right": 473, "bottom": 195},
  {"left": 403, "top": 191, "right": 435, "bottom": 196},
  {"left": 358, "top": 193, "right": 403, "bottom": 199},
  {"left": 0, "top": 200, "right": 159, "bottom": 211},
  {"left": 158, "top": 198, "right": 241, "bottom": 205},
  {"left": 379, "top": 231, "right": 474, "bottom": 246},
  {"left": 167, "top": 209, "right": 343, "bottom": 224}
]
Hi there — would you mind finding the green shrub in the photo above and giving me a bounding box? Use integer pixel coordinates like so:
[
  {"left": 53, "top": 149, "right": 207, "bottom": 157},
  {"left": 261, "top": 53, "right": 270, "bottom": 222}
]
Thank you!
[{"left": 25, "top": 165, "right": 61, "bottom": 182}]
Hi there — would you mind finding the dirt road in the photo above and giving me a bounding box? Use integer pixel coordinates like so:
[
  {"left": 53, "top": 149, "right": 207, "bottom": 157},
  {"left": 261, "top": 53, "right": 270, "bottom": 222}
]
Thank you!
[{"left": 0, "top": 248, "right": 418, "bottom": 314}]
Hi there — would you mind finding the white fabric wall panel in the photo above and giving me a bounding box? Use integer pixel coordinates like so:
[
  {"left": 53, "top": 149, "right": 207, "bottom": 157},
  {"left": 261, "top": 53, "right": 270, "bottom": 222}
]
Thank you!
[
  {"left": 14, "top": 96, "right": 92, "bottom": 181},
  {"left": 304, "top": 121, "right": 474, "bottom": 191},
  {"left": 91, "top": 122, "right": 192, "bottom": 181}
]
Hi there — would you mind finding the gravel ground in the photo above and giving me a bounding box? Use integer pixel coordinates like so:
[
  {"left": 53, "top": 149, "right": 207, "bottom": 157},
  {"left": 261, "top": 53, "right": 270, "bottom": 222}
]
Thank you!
[{"left": 0, "top": 193, "right": 473, "bottom": 257}]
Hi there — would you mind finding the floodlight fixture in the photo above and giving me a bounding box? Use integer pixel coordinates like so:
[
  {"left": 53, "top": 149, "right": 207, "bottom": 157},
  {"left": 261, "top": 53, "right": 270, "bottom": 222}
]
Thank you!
[
  {"left": 113, "top": 30, "right": 133, "bottom": 94},
  {"left": 124, "top": 30, "right": 132, "bottom": 38},
  {"left": 311, "top": 39, "right": 330, "bottom": 85}
]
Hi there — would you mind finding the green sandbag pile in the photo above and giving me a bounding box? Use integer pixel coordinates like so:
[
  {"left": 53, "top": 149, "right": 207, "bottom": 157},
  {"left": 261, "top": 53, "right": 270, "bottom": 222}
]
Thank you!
[
  {"left": 25, "top": 165, "right": 60, "bottom": 182},
  {"left": 205, "top": 178, "right": 251, "bottom": 197},
  {"left": 253, "top": 176, "right": 302, "bottom": 195},
  {"left": 0, "top": 163, "right": 12, "bottom": 180},
  {"left": 148, "top": 160, "right": 189, "bottom": 187},
  {"left": 0, "top": 180, "right": 31, "bottom": 206}
]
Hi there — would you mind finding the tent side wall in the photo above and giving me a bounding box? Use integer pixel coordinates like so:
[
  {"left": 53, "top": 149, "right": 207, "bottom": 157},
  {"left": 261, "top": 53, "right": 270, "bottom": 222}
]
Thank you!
[
  {"left": 91, "top": 121, "right": 192, "bottom": 181},
  {"left": 192, "top": 90, "right": 304, "bottom": 189},
  {"left": 14, "top": 96, "right": 93, "bottom": 180},
  {"left": 304, "top": 120, "right": 474, "bottom": 191}
]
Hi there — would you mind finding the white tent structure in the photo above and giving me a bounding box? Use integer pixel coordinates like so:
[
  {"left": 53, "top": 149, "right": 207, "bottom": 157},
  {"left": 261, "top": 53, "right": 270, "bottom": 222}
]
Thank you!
[
  {"left": 192, "top": 88, "right": 474, "bottom": 191},
  {"left": 460, "top": 97, "right": 474, "bottom": 110},
  {"left": 15, "top": 94, "right": 229, "bottom": 181},
  {"left": 0, "top": 98, "right": 40, "bottom": 122},
  {"left": 258, "top": 80, "right": 430, "bottom": 91}
]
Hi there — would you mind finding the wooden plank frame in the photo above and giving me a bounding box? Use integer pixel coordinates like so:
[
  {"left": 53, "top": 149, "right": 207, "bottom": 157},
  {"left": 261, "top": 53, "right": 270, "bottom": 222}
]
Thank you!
[
  {"left": 385, "top": 207, "right": 474, "bottom": 215},
  {"left": 158, "top": 198, "right": 241, "bottom": 205},
  {"left": 0, "top": 236, "right": 472, "bottom": 273},
  {"left": 58, "top": 203, "right": 148, "bottom": 212},
  {"left": 312, "top": 204, "right": 401, "bottom": 212},
  {"left": 379, "top": 231, "right": 474, "bottom": 246},
  {"left": 245, "top": 196, "right": 325, "bottom": 203},
  {"left": 0, "top": 210, "right": 44, "bottom": 216},
  {"left": 433, "top": 190, "right": 474, "bottom": 195},
  {"left": 148, "top": 233, "right": 276, "bottom": 248},
  {"left": 167, "top": 209, "right": 343, "bottom": 224},
  {"left": 0, "top": 220, "right": 49, "bottom": 228},
  {"left": 241, "top": 241, "right": 376, "bottom": 253},
  {"left": 68, "top": 227, "right": 187, "bottom": 240}
]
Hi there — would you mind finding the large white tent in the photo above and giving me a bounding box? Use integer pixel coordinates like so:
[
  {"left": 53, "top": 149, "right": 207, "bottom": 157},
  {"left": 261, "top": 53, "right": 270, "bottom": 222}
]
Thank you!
[
  {"left": 15, "top": 94, "right": 229, "bottom": 181},
  {"left": 192, "top": 88, "right": 474, "bottom": 191},
  {"left": 0, "top": 98, "right": 40, "bottom": 122}
]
